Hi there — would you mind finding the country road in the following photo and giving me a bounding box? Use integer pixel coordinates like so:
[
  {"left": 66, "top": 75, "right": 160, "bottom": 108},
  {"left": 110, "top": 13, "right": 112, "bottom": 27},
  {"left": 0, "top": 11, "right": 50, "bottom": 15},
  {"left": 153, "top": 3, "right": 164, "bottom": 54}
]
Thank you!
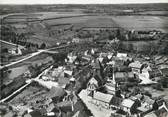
[
  {"left": 0, "top": 65, "right": 53, "bottom": 103},
  {"left": 0, "top": 44, "right": 69, "bottom": 70},
  {"left": 0, "top": 39, "right": 25, "bottom": 48}
]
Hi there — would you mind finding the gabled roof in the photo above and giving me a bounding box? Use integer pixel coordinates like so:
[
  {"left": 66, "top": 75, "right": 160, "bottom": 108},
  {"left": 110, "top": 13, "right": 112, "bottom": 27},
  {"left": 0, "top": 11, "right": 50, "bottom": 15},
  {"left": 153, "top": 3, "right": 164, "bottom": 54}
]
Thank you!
[
  {"left": 137, "top": 106, "right": 150, "bottom": 112},
  {"left": 144, "top": 112, "right": 157, "bottom": 117},
  {"left": 121, "top": 99, "right": 135, "bottom": 108},
  {"left": 127, "top": 72, "right": 134, "bottom": 78},
  {"left": 105, "top": 83, "right": 116, "bottom": 95},
  {"left": 88, "top": 77, "right": 98, "bottom": 85},
  {"left": 117, "top": 53, "right": 127, "bottom": 58},
  {"left": 115, "top": 72, "right": 125, "bottom": 79},
  {"left": 143, "top": 96, "right": 155, "bottom": 105},
  {"left": 93, "top": 91, "right": 113, "bottom": 103},
  {"left": 129, "top": 61, "right": 142, "bottom": 69},
  {"left": 64, "top": 70, "right": 73, "bottom": 76},
  {"left": 155, "top": 107, "right": 168, "bottom": 117}
]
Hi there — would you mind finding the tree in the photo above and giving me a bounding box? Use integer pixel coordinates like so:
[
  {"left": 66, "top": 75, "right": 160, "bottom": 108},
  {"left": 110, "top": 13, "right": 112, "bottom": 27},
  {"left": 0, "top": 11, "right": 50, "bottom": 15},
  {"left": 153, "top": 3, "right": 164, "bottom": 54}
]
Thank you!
[
  {"left": 1, "top": 48, "right": 8, "bottom": 53},
  {"left": 40, "top": 43, "right": 46, "bottom": 49},
  {"left": 116, "top": 29, "right": 121, "bottom": 40},
  {"left": 108, "top": 35, "right": 114, "bottom": 40}
]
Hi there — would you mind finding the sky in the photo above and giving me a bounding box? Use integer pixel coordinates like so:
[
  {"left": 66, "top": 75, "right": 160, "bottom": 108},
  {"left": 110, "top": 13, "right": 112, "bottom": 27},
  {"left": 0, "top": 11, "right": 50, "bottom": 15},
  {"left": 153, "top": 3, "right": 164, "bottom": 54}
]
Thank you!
[{"left": 0, "top": 0, "right": 168, "bottom": 4}]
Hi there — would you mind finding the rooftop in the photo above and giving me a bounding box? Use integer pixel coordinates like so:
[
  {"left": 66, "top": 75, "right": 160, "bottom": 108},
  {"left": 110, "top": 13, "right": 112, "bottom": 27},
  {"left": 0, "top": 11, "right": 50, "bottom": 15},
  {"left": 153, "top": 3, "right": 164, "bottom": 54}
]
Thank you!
[
  {"left": 121, "top": 99, "right": 135, "bottom": 108},
  {"left": 93, "top": 91, "right": 113, "bottom": 103}
]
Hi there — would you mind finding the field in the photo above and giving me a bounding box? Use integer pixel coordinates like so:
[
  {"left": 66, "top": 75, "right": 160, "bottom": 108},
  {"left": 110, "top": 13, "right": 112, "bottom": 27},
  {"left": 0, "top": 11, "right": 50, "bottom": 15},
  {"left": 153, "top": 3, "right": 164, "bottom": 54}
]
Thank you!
[
  {"left": 33, "top": 11, "right": 86, "bottom": 19},
  {"left": 1, "top": 12, "right": 168, "bottom": 48},
  {"left": 112, "top": 16, "right": 168, "bottom": 33},
  {"left": 41, "top": 14, "right": 168, "bottom": 33},
  {"left": 3, "top": 12, "right": 86, "bottom": 23},
  {"left": 9, "top": 84, "right": 49, "bottom": 108},
  {"left": 138, "top": 10, "right": 168, "bottom": 15},
  {"left": 3, "top": 11, "right": 168, "bottom": 32},
  {"left": 3, "top": 14, "right": 40, "bottom": 23}
]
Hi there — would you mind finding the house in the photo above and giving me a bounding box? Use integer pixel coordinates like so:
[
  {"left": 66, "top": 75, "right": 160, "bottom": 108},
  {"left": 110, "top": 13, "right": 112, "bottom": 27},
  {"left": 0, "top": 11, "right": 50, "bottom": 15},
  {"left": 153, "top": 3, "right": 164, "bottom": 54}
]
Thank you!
[
  {"left": 98, "top": 57, "right": 104, "bottom": 63},
  {"left": 133, "top": 95, "right": 153, "bottom": 114},
  {"left": 114, "top": 72, "right": 126, "bottom": 82},
  {"left": 70, "top": 77, "right": 76, "bottom": 83},
  {"left": 41, "top": 75, "right": 54, "bottom": 81},
  {"left": 8, "top": 46, "right": 23, "bottom": 55},
  {"left": 121, "top": 98, "right": 140, "bottom": 114},
  {"left": 155, "top": 104, "right": 168, "bottom": 117},
  {"left": 67, "top": 53, "right": 77, "bottom": 64},
  {"left": 144, "top": 112, "right": 157, "bottom": 117},
  {"left": 136, "top": 95, "right": 154, "bottom": 115},
  {"left": 81, "top": 56, "right": 91, "bottom": 62},
  {"left": 72, "top": 38, "right": 80, "bottom": 43},
  {"left": 51, "top": 67, "right": 65, "bottom": 78},
  {"left": 87, "top": 77, "right": 101, "bottom": 92},
  {"left": 117, "top": 53, "right": 127, "bottom": 59},
  {"left": 68, "top": 55, "right": 77, "bottom": 64},
  {"left": 91, "top": 91, "right": 114, "bottom": 108},
  {"left": 105, "top": 82, "right": 117, "bottom": 95},
  {"left": 144, "top": 106, "right": 168, "bottom": 117},
  {"left": 64, "top": 70, "right": 73, "bottom": 77},
  {"left": 108, "top": 38, "right": 120, "bottom": 44},
  {"left": 129, "top": 61, "right": 142, "bottom": 74},
  {"left": 107, "top": 53, "right": 113, "bottom": 60},
  {"left": 127, "top": 72, "right": 135, "bottom": 79},
  {"left": 72, "top": 37, "right": 93, "bottom": 43},
  {"left": 112, "top": 57, "right": 125, "bottom": 67}
]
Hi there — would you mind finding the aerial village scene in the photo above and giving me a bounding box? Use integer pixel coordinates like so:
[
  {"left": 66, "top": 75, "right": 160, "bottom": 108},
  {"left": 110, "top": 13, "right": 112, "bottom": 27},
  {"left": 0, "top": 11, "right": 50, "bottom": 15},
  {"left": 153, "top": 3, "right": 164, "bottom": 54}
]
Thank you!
[{"left": 0, "top": 2, "right": 168, "bottom": 117}]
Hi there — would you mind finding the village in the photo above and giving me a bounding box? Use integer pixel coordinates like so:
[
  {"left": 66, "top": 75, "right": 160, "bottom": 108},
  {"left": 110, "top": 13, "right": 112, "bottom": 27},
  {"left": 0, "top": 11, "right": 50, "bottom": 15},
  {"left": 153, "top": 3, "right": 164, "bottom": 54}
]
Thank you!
[
  {"left": 1, "top": 36, "right": 168, "bottom": 117},
  {"left": 1, "top": 4, "right": 168, "bottom": 117}
]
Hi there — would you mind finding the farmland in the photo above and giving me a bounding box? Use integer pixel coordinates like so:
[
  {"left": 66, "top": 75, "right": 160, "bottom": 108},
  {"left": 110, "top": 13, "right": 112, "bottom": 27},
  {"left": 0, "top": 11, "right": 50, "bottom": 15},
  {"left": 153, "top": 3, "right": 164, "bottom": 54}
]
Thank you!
[
  {"left": 112, "top": 16, "right": 168, "bottom": 33},
  {"left": 2, "top": 11, "right": 168, "bottom": 33},
  {"left": 1, "top": 12, "right": 168, "bottom": 48},
  {"left": 8, "top": 84, "right": 49, "bottom": 108},
  {"left": 138, "top": 10, "right": 168, "bottom": 15},
  {"left": 3, "top": 11, "right": 168, "bottom": 31}
]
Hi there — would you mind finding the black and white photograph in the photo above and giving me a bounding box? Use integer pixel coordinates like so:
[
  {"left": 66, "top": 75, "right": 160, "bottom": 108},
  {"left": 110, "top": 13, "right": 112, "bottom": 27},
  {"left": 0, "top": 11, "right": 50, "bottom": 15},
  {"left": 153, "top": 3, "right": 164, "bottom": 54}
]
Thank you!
[{"left": 0, "top": 0, "right": 168, "bottom": 117}]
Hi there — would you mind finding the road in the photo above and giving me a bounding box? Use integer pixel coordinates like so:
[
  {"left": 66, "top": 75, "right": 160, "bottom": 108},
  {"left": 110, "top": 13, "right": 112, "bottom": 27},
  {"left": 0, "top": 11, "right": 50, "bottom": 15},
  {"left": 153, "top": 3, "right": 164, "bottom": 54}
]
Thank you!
[
  {"left": 0, "top": 54, "right": 90, "bottom": 103},
  {"left": 0, "top": 65, "right": 53, "bottom": 103},
  {"left": 0, "top": 44, "right": 69, "bottom": 70},
  {"left": 0, "top": 39, "right": 25, "bottom": 48}
]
